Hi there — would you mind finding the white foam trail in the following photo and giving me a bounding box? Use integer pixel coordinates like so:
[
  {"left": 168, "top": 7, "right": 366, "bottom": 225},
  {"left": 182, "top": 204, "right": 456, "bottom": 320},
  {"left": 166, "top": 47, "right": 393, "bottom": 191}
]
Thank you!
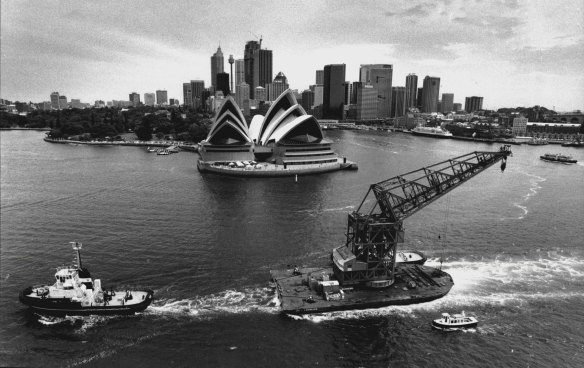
[
  {"left": 505, "top": 171, "right": 546, "bottom": 220},
  {"left": 147, "top": 287, "right": 279, "bottom": 318}
]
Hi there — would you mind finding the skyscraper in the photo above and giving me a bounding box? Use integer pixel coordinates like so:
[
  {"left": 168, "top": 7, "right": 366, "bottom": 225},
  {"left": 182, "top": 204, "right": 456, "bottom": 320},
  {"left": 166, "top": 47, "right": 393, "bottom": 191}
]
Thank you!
[
  {"left": 441, "top": 93, "right": 454, "bottom": 113},
  {"left": 50, "top": 92, "right": 60, "bottom": 109},
  {"left": 465, "top": 96, "right": 484, "bottom": 113},
  {"left": 235, "top": 59, "right": 245, "bottom": 87},
  {"left": 359, "top": 64, "right": 392, "bottom": 118},
  {"left": 144, "top": 93, "right": 155, "bottom": 106},
  {"left": 216, "top": 72, "right": 230, "bottom": 97},
  {"left": 316, "top": 70, "right": 324, "bottom": 85},
  {"left": 267, "top": 71, "right": 289, "bottom": 101},
  {"left": 129, "top": 92, "right": 140, "bottom": 106},
  {"left": 421, "top": 76, "right": 440, "bottom": 113},
  {"left": 391, "top": 87, "right": 406, "bottom": 118},
  {"left": 183, "top": 83, "right": 192, "bottom": 107},
  {"left": 355, "top": 82, "right": 378, "bottom": 120},
  {"left": 190, "top": 80, "right": 205, "bottom": 110},
  {"left": 416, "top": 88, "right": 423, "bottom": 110},
  {"left": 301, "top": 89, "right": 314, "bottom": 112},
  {"left": 405, "top": 74, "right": 418, "bottom": 109},
  {"left": 253, "top": 48, "right": 272, "bottom": 99},
  {"left": 210, "top": 46, "right": 224, "bottom": 89},
  {"left": 343, "top": 82, "right": 353, "bottom": 105},
  {"left": 156, "top": 90, "right": 168, "bottom": 105},
  {"left": 235, "top": 82, "right": 250, "bottom": 115},
  {"left": 323, "top": 64, "right": 346, "bottom": 119}
]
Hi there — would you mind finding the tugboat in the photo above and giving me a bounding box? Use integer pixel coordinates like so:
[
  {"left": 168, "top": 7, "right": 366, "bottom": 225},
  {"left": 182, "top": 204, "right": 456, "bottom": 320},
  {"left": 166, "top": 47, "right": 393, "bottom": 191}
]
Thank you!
[
  {"left": 432, "top": 312, "right": 478, "bottom": 330},
  {"left": 396, "top": 250, "right": 427, "bottom": 265},
  {"left": 271, "top": 147, "right": 512, "bottom": 315},
  {"left": 19, "top": 242, "right": 153, "bottom": 316}
]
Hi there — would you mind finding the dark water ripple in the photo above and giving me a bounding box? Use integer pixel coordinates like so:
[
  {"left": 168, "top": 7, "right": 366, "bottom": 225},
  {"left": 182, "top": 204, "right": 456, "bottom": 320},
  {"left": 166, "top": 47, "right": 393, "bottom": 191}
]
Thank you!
[{"left": 1, "top": 130, "right": 584, "bottom": 368}]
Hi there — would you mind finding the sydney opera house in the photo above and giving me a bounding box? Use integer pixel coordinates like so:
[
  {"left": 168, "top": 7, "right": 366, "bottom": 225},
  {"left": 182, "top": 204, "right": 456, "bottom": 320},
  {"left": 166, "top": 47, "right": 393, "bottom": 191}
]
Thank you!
[{"left": 197, "top": 89, "right": 356, "bottom": 176}]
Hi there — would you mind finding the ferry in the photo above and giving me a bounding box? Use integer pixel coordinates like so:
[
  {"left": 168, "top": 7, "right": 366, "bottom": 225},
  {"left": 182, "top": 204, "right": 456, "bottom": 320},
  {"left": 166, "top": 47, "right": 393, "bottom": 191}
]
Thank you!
[
  {"left": 432, "top": 312, "right": 478, "bottom": 330},
  {"left": 540, "top": 153, "right": 577, "bottom": 164},
  {"left": 411, "top": 126, "right": 453, "bottom": 138},
  {"left": 19, "top": 242, "right": 153, "bottom": 316}
]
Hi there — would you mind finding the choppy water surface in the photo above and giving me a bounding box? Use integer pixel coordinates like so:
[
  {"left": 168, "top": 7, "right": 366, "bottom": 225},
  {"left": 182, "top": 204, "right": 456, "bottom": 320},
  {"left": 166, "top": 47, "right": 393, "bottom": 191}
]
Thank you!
[{"left": 1, "top": 130, "right": 583, "bottom": 367}]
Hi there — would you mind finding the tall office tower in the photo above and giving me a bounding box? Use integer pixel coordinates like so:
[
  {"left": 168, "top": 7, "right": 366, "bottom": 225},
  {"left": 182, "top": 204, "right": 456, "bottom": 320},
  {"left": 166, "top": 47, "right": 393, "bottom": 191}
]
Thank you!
[
  {"left": 343, "top": 82, "right": 353, "bottom": 105},
  {"left": 453, "top": 103, "right": 462, "bottom": 112},
  {"left": 58, "top": 96, "right": 68, "bottom": 109},
  {"left": 129, "top": 92, "right": 140, "bottom": 106},
  {"left": 156, "top": 90, "right": 168, "bottom": 105},
  {"left": 421, "top": 76, "right": 440, "bottom": 113},
  {"left": 228, "top": 54, "right": 234, "bottom": 93},
  {"left": 235, "top": 82, "right": 250, "bottom": 113},
  {"left": 310, "top": 84, "right": 324, "bottom": 107},
  {"left": 183, "top": 83, "right": 192, "bottom": 107},
  {"left": 255, "top": 86, "right": 267, "bottom": 101},
  {"left": 253, "top": 48, "right": 272, "bottom": 99},
  {"left": 235, "top": 59, "right": 245, "bottom": 87},
  {"left": 416, "top": 88, "right": 423, "bottom": 110},
  {"left": 355, "top": 82, "right": 378, "bottom": 120},
  {"left": 359, "top": 64, "right": 393, "bottom": 118},
  {"left": 210, "top": 45, "right": 224, "bottom": 89},
  {"left": 244, "top": 40, "right": 260, "bottom": 98},
  {"left": 216, "top": 72, "right": 230, "bottom": 97},
  {"left": 405, "top": 74, "right": 418, "bottom": 108},
  {"left": 201, "top": 89, "right": 211, "bottom": 112},
  {"left": 465, "top": 96, "right": 484, "bottom": 113},
  {"left": 316, "top": 70, "right": 324, "bottom": 85},
  {"left": 144, "top": 93, "right": 155, "bottom": 106},
  {"left": 441, "top": 93, "right": 454, "bottom": 113},
  {"left": 169, "top": 98, "right": 178, "bottom": 106},
  {"left": 323, "top": 64, "right": 346, "bottom": 119},
  {"left": 190, "top": 80, "right": 205, "bottom": 110},
  {"left": 391, "top": 87, "right": 406, "bottom": 118},
  {"left": 267, "top": 71, "right": 289, "bottom": 101},
  {"left": 301, "top": 89, "right": 315, "bottom": 112},
  {"left": 50, "top": 92, "right": 60, "bottom": 109}
]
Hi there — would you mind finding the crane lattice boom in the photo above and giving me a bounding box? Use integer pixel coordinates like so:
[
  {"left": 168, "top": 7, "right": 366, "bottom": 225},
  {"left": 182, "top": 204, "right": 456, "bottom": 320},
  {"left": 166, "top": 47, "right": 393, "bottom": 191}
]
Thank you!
[{"left": 332, "top": 145, "right": 511, "bottom": 286}]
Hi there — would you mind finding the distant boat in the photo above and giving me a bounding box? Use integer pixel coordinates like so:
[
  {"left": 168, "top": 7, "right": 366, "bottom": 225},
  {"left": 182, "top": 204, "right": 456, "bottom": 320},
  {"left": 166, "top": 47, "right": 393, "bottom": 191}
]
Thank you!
[
  {"left": 411, "top": 126, "right": 453, "bottom": 138},
  {"left": 146, "top": 147, "right": 157, "bottom": 152},
  {"left": 432, "top": 312, "right": 478, "bottom": 330},
  {"left": 561, "top": 140, "right": 584, "bottom": 148},
  {"left": 527, "top": 137, "right": 549, "bottom": 145},
  {"left": 540, "top": 153, "right": 577, "bottom": 164},
  {"left": 157, "top": 149, "right": 170, "bottom": 155}
]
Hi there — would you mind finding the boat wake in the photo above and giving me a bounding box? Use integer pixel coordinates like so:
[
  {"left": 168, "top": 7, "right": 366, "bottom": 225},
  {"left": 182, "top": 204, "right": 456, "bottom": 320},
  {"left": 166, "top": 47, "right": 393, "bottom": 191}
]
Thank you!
[
  {"left": 504, "top": 170, "right": 546, "bottom": 220},
  {"left": 146, "top": 287, "right": 279, "bottom": 318}
]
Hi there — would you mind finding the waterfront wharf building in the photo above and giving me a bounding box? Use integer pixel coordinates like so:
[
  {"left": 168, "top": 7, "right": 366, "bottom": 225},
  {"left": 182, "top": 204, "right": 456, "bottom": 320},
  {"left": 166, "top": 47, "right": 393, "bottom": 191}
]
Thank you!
[{"left": 199, "top": 89, "right": 342, "bottom": 169}]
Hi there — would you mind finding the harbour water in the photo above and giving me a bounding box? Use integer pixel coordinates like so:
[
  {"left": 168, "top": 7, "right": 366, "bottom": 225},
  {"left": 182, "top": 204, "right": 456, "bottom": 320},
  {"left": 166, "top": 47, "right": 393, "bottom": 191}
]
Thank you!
[{"left": 1, "top": 130, "right": 583, "bottom": 367}]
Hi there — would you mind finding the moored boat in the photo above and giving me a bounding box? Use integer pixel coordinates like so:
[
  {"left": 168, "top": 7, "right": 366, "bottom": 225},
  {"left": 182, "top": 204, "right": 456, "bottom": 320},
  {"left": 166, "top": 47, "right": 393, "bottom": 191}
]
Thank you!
[
  {"left": 527, "top": 137, "right": 549, "bottom": 145},
  {"left": 411, "top": 126, "right": 453, "bottom": 138},
  {"left": 19, "top": 242, "right": 153, "bottom": 316},
  {"left": 396, "top": 250, "right": 427, "bottom": 265},
  {"left": 432, "top": 312, "right": 478, "bottom": 330},
  {"left": 540, "top": 153, "right": 577, "bottom": 164}
]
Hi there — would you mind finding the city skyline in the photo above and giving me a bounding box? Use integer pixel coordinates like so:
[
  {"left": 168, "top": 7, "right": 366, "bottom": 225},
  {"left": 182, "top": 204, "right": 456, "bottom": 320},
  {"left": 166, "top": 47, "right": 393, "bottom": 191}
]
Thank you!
[{"left": 1, "top": 0, "right": 583, "bottom": 111}]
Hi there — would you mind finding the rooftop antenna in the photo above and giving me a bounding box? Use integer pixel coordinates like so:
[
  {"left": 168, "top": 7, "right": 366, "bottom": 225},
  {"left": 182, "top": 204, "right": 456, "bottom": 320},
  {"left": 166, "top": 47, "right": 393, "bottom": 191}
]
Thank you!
[{"left": 70, "top": 241, "right": 83, "bottom": 269}]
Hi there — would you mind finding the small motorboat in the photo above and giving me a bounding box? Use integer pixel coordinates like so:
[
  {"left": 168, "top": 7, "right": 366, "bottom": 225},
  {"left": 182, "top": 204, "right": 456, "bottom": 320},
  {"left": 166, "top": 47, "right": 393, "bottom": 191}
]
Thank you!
[
  {"left": 396, "top": 250, "right": 427, "bottom": 265},
  {"left": 432, "top": 312, "right": 478, "bottom": 330},
  {"left": 157, "top": 149, "right": 170, "bottom": 155},
  {"left": 19, "top": 242, "right": 153, "bottom": 316},
  {"left": 146, "top": 147, "right": 157, "bottom": 152}
]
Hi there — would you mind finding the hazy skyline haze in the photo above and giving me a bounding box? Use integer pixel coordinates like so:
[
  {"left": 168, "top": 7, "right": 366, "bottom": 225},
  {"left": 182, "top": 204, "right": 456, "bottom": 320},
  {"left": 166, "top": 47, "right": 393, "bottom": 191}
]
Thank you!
[{"left": 1, "top": 0, "right": 583, "bottom": 111}]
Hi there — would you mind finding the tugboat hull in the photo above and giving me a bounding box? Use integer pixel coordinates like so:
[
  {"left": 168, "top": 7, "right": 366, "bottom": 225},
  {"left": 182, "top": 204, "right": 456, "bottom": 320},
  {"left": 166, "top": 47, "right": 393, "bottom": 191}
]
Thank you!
[
  {"left": 270, "top": 264, "right": 453, "bottom": 315},
  {"left": 19, "top": 288, "right": 154, "bottom": 316}
]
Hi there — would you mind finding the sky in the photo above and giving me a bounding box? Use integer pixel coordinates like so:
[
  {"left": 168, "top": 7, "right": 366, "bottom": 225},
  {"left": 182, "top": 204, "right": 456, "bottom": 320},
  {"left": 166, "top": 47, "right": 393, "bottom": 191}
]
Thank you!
[{"left": 1, "top": 0, "right": 583, "bottom": 111}]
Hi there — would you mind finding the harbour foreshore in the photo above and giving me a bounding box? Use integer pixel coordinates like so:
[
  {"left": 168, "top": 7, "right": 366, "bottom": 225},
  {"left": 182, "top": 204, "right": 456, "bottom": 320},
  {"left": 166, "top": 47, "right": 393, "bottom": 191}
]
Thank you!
[{"left": 43, "top": 137, "right": 198, "bottom": 151}]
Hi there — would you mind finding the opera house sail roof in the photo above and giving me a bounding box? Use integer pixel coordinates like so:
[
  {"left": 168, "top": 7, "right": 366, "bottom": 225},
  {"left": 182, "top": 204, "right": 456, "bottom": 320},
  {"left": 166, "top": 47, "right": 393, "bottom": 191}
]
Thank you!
[{"left": 197, "top": 89, "right": 356, "bottom": 176}]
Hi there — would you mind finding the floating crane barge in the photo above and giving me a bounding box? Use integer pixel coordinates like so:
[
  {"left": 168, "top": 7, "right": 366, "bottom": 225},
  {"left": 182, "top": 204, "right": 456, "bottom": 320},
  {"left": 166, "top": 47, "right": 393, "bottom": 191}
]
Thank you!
[{"left": 271, "top": 146, "right": 512, "bottom": 315}]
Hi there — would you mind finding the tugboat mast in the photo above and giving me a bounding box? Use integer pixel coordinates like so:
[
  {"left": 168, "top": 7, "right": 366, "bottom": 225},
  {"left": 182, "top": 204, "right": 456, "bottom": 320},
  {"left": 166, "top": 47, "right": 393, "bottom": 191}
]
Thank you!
[{"left": 70, "top": 241, "right": 83, "bottom": 269}]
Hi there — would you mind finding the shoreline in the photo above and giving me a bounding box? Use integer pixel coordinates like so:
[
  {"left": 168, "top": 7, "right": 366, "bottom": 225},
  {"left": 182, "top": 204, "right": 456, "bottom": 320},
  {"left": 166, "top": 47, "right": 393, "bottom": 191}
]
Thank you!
[{"left": 43, "top": 137, "right": 198, "bottom": 151}]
